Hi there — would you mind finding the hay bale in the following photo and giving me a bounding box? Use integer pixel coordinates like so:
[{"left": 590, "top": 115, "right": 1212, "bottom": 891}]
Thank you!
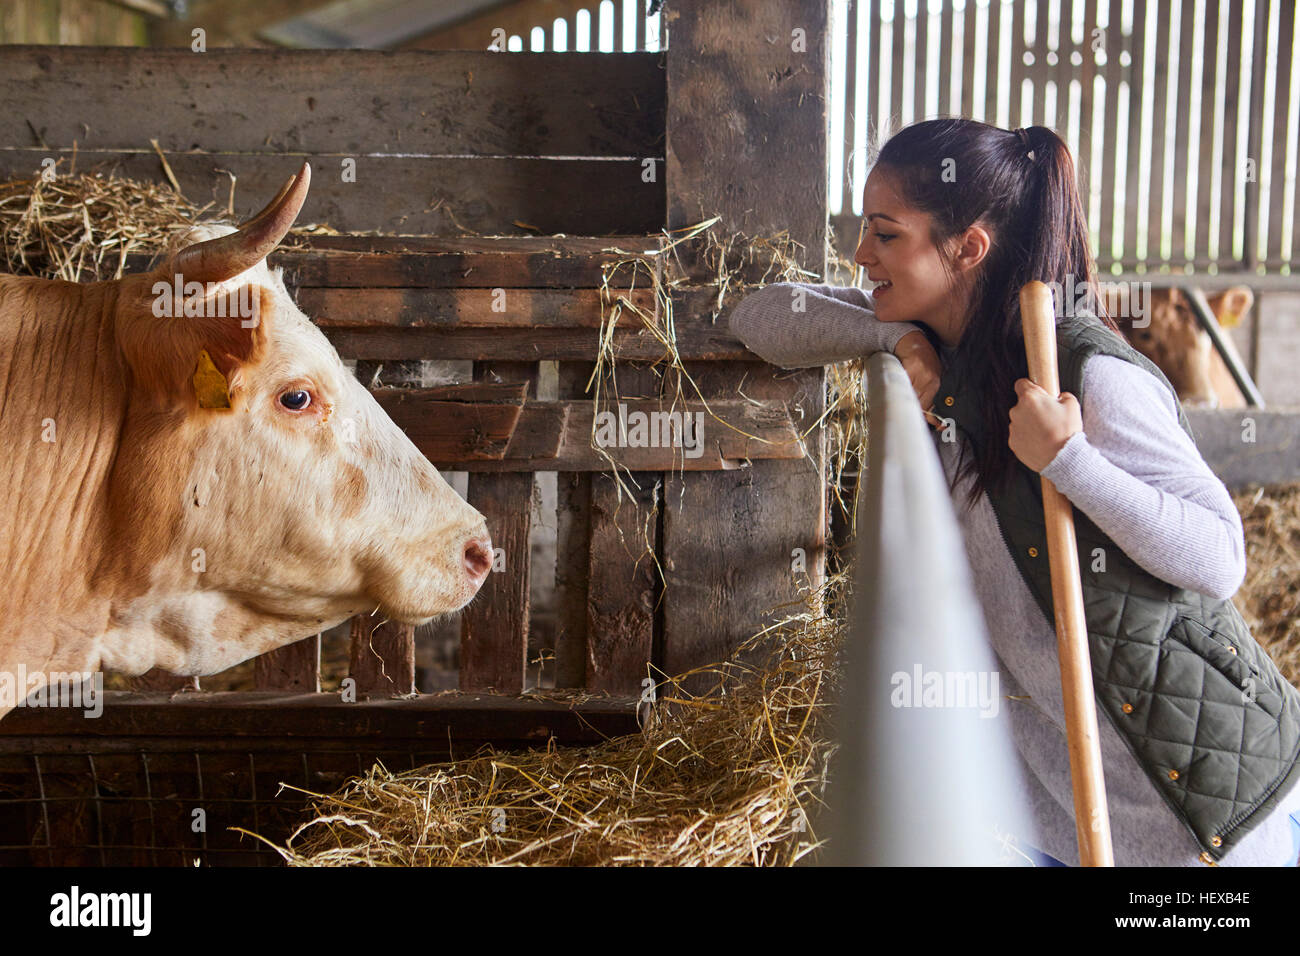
[
  {"left": 0, "top": 169, "right": 212, "bottom": 282},
  {"left": 1233, "top": 482, "right": 1300, "bottom": 685},
  {"left": 252, "top": 575, "right": 846, "bottom": 867}
]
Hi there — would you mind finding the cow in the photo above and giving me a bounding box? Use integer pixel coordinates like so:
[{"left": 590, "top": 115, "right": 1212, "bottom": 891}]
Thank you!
[
  {"left": 1108, "top": 284, "right": 1254, "bottom": 409},
  {"left": 0, "top": 162, "right": 492, "bottom": 719}
]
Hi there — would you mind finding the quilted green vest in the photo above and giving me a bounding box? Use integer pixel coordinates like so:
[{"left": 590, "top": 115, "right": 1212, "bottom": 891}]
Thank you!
[{"left": 928, "top": 310, "right": 1300, "bottom": 861}]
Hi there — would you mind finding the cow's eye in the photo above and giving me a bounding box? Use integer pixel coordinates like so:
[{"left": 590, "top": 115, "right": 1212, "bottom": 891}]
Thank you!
[{"left": 279, "top": 389, "right": 311, "bottom": 411}]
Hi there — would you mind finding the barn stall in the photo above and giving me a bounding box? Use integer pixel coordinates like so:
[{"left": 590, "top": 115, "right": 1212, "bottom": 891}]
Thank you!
[
  {"left": 0, "top": 2, "right": 832, "bottom": 865},
  {"left": 0, "top": 0, "right": 1297, "bottom": 872}
]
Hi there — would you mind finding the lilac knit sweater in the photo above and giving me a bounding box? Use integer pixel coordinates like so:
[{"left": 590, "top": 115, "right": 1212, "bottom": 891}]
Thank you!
[{"left": 730, "top": 282, "right": 1300, "bottom": 867}]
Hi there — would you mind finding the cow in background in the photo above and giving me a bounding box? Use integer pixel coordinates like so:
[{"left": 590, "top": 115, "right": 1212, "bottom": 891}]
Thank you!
[
  {"left": 1108, "top": 284, "right": 1254, "bottom": 408},
  {"left": 0, "top": 163, "right": 492, "bottom": 720}
]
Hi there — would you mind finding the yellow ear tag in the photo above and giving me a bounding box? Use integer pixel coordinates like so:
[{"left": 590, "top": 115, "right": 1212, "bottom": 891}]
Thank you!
[
  {"left": 1219, "top": 309, "right": 1241, "bottom": 329},
  {"left": 193, "top": 349, "right": 232, "bottom": 409}
]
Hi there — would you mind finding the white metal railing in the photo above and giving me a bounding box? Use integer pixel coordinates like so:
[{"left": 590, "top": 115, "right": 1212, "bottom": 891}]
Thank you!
[{"left": 824, "top": 351, "right": 1038, "bottom": 865}]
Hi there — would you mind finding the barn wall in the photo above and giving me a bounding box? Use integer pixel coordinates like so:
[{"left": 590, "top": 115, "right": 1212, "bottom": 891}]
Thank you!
[{"left": 0, "top": 0, "right": 148, "bottom": 45}]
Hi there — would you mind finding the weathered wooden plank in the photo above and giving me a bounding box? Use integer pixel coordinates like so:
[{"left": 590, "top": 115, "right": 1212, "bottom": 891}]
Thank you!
[
  {"left": 0, "top": 149, "right": 663, "bottom": 236},
  {"left": 296, "top": 287, "right": 656, "bottom": 328},
  {"left": 1010, "top": 0, "right": 1026, "bottom": 123},
  {"left": 1169, "top": 0, "right": 1195, "bottom": 267},
  {"left": 1217, "top": 1, "right": 1244, "bottom": 266},
  {"left": 0, "top": 690, "right": 644, "bottom": 745},
  {"left": 1265, "top": 0, "right": 1295, "bottom": 268},
  {"left": 0, "top": 47, "right": 665, "bottom": 157},
  {"left": 959, "top": 0, "right": 977, "bottom": 121},
  {"left": 1122, "top": 0, "right": 1147, "bottom": 266},
  {"left": 460, "top": 361, "right": 537, "bottom": 694},
  {"left": 1098, "top": 0, "right": 1123, "bottom": 263},
  {"left": 380, "top": 393, "right": 803, "bottom": 470},
  {"left": 348, "top": 617, "right": 415, "bottom": 697},
  {"left": 1143, "top": 0, "right": 1169, "bottom": 264},
  {"left": 985, "top": 0, "right": 1002, "bottom": 125},
  {"left": 253, "top": 633, "right": 320, "bottom": 693},
  {"left": 1032, "top": 0, "right": 1050, "bottom": 127},
  {"left": 1194, "top": 0, "right": 1220, "bottom": 267},
  {"left": 585, "top": 472, "right": 658, "bottom": 696},
  {"left": 553, "top": 362, "right": 595, "bottom": 689},
  {"left": 320, "top": 322, "right": 745, "bottom": 363}
]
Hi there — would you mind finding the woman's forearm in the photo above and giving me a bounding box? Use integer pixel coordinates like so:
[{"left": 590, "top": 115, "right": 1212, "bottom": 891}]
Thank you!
[{"left": 728, "top": 282, "right": 924, "bottom": 368}]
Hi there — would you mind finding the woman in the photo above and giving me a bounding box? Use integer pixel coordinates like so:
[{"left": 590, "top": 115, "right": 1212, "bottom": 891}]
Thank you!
[{"left": 730, "top": 119, "right": 1300, "bottom": 866}]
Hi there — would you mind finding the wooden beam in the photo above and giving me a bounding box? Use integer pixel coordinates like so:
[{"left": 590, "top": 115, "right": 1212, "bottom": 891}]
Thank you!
[
  {"left": 0, "top": 149, "right": 662, "bottom": 237},
  {"left": 402, "top": 0, "right": 596, "bottom": 51},
  {"left": 661, "top": 1, "right": 830, "bottom": 695},
  {"left": 0, "top": 48, "right": 665, "bottom": 156}
]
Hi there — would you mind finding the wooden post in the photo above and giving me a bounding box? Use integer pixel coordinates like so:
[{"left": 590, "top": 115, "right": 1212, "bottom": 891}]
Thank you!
[
  {"left": 662, "top": 0, "right": 829, "bottom": 695},
  {"left": 460, "top": 360, "right": 538, "bottom": 694}
]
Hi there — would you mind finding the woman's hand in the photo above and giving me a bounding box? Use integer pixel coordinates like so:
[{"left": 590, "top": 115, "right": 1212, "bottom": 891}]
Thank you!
[
  {"left": 893, "top": 330, "right": 943, "bottom": 426},
  {"left": 1008, "top": 378, "right": 1083, "bottom": 472}
]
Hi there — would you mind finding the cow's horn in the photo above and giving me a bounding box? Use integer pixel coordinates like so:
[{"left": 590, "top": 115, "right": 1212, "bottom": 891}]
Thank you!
[{"left": 172, "top": 161, "right": 311, "bottom": 284}]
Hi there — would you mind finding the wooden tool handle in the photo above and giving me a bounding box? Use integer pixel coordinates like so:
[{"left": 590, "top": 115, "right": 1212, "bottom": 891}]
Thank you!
[{"left": 1020, "top": 280, "right": 1116, "bottom": 867}]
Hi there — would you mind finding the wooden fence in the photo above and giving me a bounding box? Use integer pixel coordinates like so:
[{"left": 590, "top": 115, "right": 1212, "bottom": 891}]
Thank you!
[
  {"left": 831, "top": 0, "right": 1300, "bottom": 276},
  {"left": 0, "top": 2, "right": 830, "bottom": 864}
]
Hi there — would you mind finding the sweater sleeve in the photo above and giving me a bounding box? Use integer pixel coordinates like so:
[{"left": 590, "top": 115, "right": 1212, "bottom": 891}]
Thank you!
[
  {"left": 728, "top": 282, "right": 926, "bottom": 368},
  {"left": 1038, "top": 355, "right": 1246, "bottom": 600}
]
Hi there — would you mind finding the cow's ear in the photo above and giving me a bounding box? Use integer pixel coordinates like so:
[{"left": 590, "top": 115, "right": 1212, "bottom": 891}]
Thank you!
[
  {"left": 120, "top": 283, "right": 272, "bottom": 408},
  {"left": 1216, "top": 288, "right": 1253, "bottom": 328}
]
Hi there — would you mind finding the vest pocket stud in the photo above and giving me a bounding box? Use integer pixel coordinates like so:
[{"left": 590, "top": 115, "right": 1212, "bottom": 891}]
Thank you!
[
  {"left": 1122, "top": 703, "right": 1133, "bottom": 714},
  {"left": 1168, "top": 769, "right": 1180, "bottom": 781},
  {"left": 1210, "top": 835, "right": 1223, "bottom": 848},
  {"left": 944, "top": 395, "right": 954, "bottom": 406},
  {"left": 1028, "top": 547, "right": 1038, "bottom": 557}
]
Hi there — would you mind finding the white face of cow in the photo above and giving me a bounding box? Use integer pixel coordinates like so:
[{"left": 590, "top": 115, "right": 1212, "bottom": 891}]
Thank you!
[{"left": 100, "top": 165, "right": 491, "bottom": 675}]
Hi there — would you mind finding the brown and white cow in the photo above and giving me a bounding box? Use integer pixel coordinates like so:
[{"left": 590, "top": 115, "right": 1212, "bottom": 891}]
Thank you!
[
  {"left": 1109, "top": 284, "right": 1254, "bottom": 408},
  {"left": 0, "top": 163, "right": 492, "bottom": 717}
]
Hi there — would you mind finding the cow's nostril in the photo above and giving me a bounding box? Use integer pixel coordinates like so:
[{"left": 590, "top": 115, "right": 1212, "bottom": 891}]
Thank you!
[{"left": 463, "top": 536, "right": 493, "bottom": 581}]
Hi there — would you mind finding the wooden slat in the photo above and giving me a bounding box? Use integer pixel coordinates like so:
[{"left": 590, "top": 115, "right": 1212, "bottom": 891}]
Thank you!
[
  {"left": 867, "top": 0, "right": 882, "bottom": 138},
  {"left": 985, "top": 0, "right": 1003, "bottom": 125},
  {"left": 960, "top": 0, "right": 978, "bottom": 120},
  {"left": 1032, "top": 0, "right": 1050, "bottom": 126},
  {"left": 1194, "top": 0, "right": 1221, "bottom": 267},
  {"left": 1122, "top": 0, "right": 1147, "bottom": 266},
  {"left": 0, "top": 691, "right": 643, "bottom": 745},
  {"left": 253, "top": 634, "right": 321, "bottom": 693},
  {"left": 297, "top": 287, "right": 655, "bottom": 328},
  {"left": 0, "top": 47, "right": 665, "bottom": 158},
  {"left": 553, "top": 362, "right": 594, "bottom": 689},
  {"left": 276, "top": 236, "right": 654, "bottom": 288},
  {"left": 375, "top": 391, "right": 803, "bottom": 470},
  {"left": 1010, "top": 0, "right": 1026, "bottom": 123},
  {"left": 585, "top": 471, "right": 658, "bottom": 695},
  {"left": 891, "top": 0, "right": 906, "bottom": 127},
  {"left": 1169, "top": 0, "right": 1196, "bottom": 267},
  {"left": 937, "top": 0, "right": 953, "bottom": 116},
  {"left": 321, "top": 323, "right": 743, "bottom": 363},
  {"left": 1143, "top": 0, "right": 1169, "bottom": 264},
  {"left": 1266, "top": 0, "right": 1295, "bottom": 267},
  {"left": 843, "top": 0, "right": 858, "bottom": 214},
  {"left": 1218, "top": 0, "right": 1244, "bottom": 266},
  {"left": 1052, "top": 0, "right": 1072, "bottom": 137},
  {"left": 348, "top": 618, "right": 415, "bottom": 697},
  {"left": 1096, "top": 0, "right": 1123, "bottom": 265},
  {"left": 1242, "top": 0, "right": 1270, "bottom": 270},
  {"left": 459, "top": 361, "right": 537, "bottom": 694},
  {"left": 0, "top": 149, "right": 662, "bottom": 237},
  {"left": 913, "top": 0, "right": 927, "bottom": 122}
]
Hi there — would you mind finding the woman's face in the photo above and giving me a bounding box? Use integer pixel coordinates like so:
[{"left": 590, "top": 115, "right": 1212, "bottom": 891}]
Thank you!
[{"left": 853, "top": 167, "right": 972, "bottom": 343}]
